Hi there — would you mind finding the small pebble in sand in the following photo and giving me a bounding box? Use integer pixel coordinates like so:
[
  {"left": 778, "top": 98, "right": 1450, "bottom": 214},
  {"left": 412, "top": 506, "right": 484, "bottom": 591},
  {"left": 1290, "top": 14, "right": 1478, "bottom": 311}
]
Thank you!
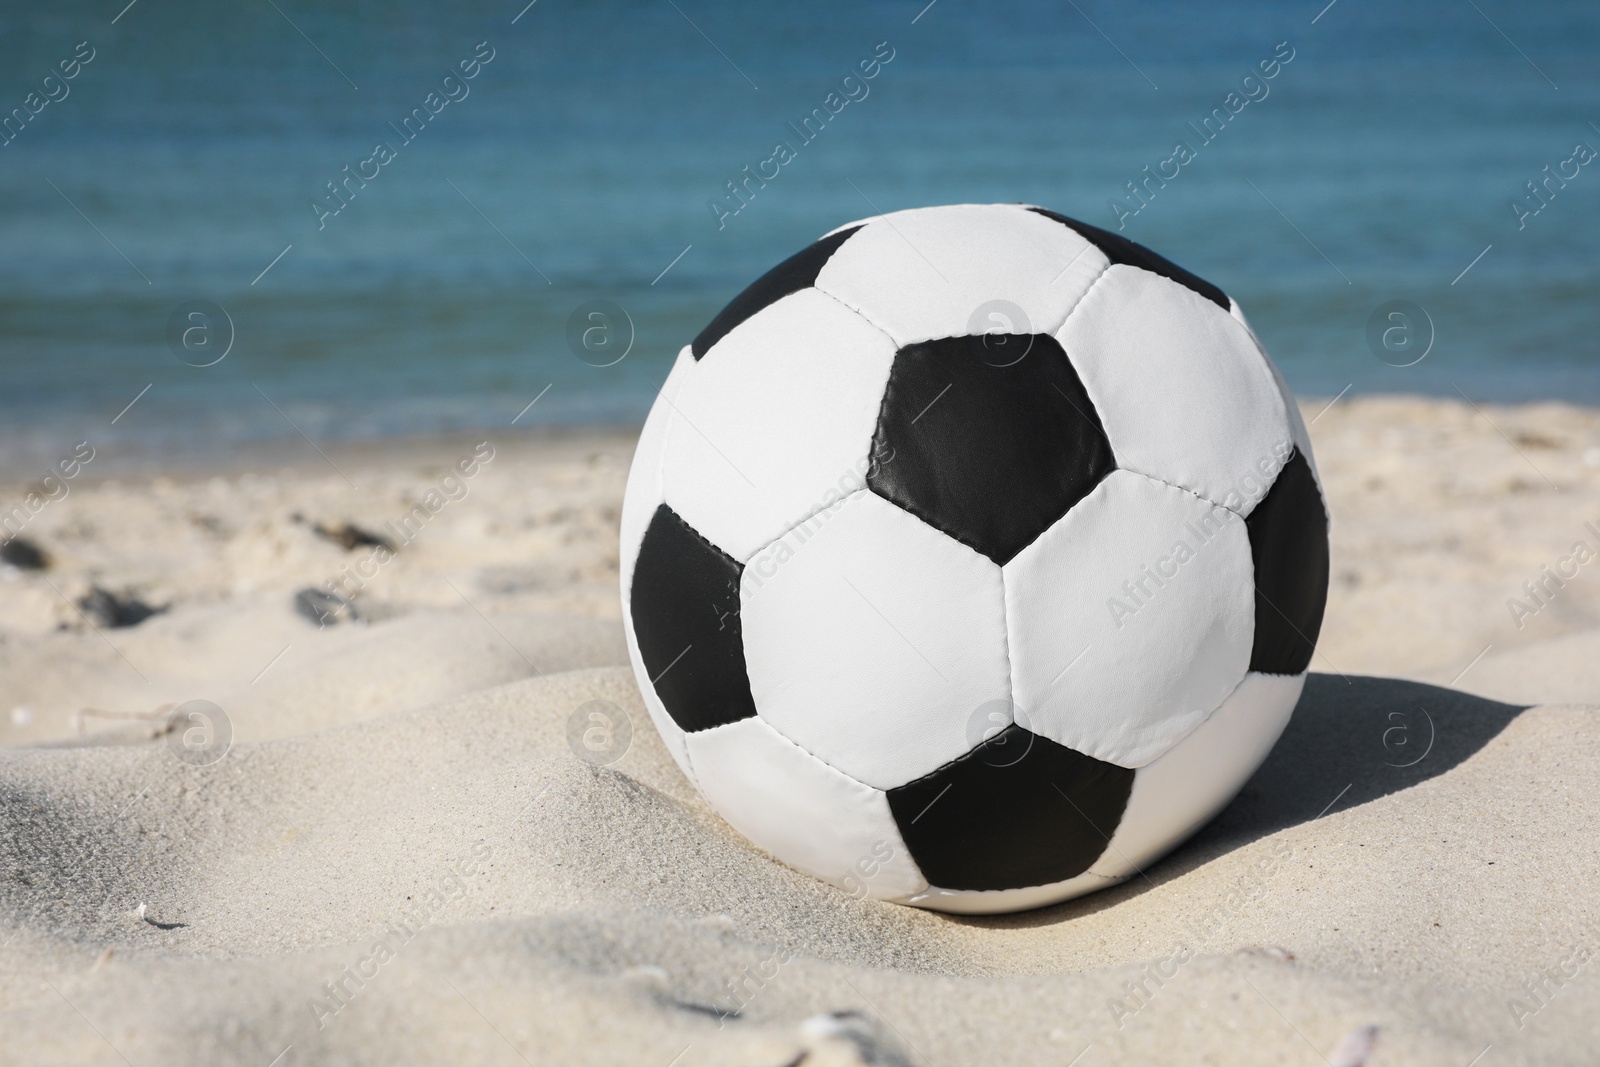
[
  {"left": 799, "top": 1010, "right": 916, "bottom": 1067},
  {"left": 307, "top": 518, "right": 395, "bottom": 552},
  {"left": 293, "top": 587, "right": 361, "bottom": 627},
  {"left": 77, "top": 586, "right": 165, "bottom": 629},
  {"left": 0, "top": 537, "right": 49, "bottom": 570}
]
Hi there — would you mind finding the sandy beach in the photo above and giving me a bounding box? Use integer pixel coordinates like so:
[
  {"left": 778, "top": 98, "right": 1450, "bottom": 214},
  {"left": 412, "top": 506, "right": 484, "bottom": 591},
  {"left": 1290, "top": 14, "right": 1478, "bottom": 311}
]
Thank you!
[{"left": 2, "top": 393, "right": 1598, "bottom": 1066}]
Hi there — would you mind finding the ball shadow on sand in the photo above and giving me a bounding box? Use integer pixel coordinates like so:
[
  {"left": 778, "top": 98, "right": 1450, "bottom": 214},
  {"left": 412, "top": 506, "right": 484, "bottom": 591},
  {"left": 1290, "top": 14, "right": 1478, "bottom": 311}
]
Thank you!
[{"left": 954, "top": 672, "right": 1529, "bottom": 929}]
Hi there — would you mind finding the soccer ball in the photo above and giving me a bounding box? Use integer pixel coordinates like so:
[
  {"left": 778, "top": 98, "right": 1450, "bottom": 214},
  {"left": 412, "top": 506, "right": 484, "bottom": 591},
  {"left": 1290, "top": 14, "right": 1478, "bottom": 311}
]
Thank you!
[{"left": 619, "top": 204, "right": 1328, "bottom": 914}]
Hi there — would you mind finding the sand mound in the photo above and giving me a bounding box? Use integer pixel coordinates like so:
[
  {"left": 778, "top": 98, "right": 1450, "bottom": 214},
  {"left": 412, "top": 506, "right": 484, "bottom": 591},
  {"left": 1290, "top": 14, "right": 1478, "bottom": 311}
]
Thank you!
[{"left": 2, "top": 660, "right": 1595, "bottom": 1065}]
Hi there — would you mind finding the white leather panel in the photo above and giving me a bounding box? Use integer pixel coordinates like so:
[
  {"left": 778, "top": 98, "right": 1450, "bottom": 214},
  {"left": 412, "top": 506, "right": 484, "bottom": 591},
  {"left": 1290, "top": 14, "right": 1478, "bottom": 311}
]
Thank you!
[
  {"left": 816, "top": 203, "right": 1108, "bottom": 346},
  {"left": 685, "top": 715, "right": 928, "bottom": 900},
  {"left": 742, "top": 491, "right": 1011, "bottom": 791},
  {"left": 660, "top": 288, "right": 897, "bottom": 563},
  {"left": 1090, "top": 671, "right": 1304, "bottom": 878},
  {"left": 900, "top": 869, "right": 1126, "bottom": 914},
  {"left": 1005, "top": 469, "right": 1254, "bottom": 769},
  {"left": 1229, "top": 297, "right": 1324, "bottom": 496},
  {"left": 1060, "top": 265, "right": 1295, "bottom": 517}
]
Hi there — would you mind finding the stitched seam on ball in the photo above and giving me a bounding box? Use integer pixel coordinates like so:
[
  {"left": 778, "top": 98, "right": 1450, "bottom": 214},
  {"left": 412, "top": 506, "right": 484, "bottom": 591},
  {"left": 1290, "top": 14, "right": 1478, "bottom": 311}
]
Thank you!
[
  {"left": 1002, "top": 450, "right": 1260, "bottom": 563},
  {"left": 1055, "top": 259, "right": 1114, "bottom": 335},
  {"left": 725, "top": 712, "right": 881, "bottom": 792},
  {"left": 1154, "top": 667, "right": 1251, "bottom": 764},
  {"left": 808, "top": 284, "right": 905, "bottom": 350},
  {"left": 1089, "top": 469, "right": 1255, "bottom": 758},
  {"left": 860, "top": 337, "right": 1016, "bottom": 565},
  {"left": 863, "top": 347, "right": 998, "bottom": 563},
  {"left": 651, "top": 508, "right": 749, "bottom": 791},
  {"left": 740, "top": 486, "right": 870, "bottom": 565},
  {"left": 1224, "top": 305, "right": 1305, "bottom": 520},
  {"left": 1119, "top": 466, "right": 1266, "bottom": 521},
  {"left": 659, "top": 493, "right": 742, "bottom": 569},
  {"left": 738, "top": 716, "right": 929, "bottom": 892}
]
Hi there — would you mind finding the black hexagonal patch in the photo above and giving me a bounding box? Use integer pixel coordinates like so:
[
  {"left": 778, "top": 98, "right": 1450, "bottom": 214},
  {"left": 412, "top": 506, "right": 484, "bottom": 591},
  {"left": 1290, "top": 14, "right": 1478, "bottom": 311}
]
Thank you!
[
  {"left": 628, "top": 504, "right": 757, "bottom": 732},
  {"left": 691, "top": 226, "right": 864, "bottom": 359},
  {"left": 1029, "top": 207, "right": 1229, "bottom": 311},
  {"left": 866, "top": 333, "right": 1116, "bottom": 565},
  {"left": 886, "top": 725, "right": 1134, "bottom": 892},
  {"left": 1245, "top": 449, "right": 1329, "bottom": 675}
]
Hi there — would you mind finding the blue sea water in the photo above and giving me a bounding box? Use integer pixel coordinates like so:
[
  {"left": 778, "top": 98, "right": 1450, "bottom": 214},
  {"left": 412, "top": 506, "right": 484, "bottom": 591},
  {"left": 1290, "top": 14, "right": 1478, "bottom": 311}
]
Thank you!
[{"left": 0, "top": 0, "right": 1595, "bottom": 465}]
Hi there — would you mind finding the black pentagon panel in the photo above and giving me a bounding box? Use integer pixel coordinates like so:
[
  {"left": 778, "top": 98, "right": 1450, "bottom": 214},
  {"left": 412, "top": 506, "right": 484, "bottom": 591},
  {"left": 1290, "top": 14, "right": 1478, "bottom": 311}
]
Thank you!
[
  {"left": 1028, "top": 207, "right": 1229, "bottom": 311},
  {"left": 628, "top": 504, "right": 757, "bottom": 732},
  {"left": 886, "top": 725, "right": 1134, "bottom": 892},
  {"left": 690, "top": 225, "right": 864, "bottom": 359},
  {"left": 1245, "top": 449, "right": 1329, "bottom": 675},
  {"left": 867, "top": 333, "right": 1116, "bottom": 565}
]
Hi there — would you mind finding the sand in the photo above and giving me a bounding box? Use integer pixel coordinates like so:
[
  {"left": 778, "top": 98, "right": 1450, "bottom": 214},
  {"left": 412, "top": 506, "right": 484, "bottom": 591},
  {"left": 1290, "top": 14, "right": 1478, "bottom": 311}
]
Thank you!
[{"left": 1, "top": 396, "right": 1597, "bottom": 1066}]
